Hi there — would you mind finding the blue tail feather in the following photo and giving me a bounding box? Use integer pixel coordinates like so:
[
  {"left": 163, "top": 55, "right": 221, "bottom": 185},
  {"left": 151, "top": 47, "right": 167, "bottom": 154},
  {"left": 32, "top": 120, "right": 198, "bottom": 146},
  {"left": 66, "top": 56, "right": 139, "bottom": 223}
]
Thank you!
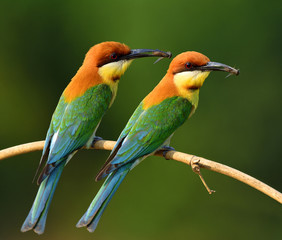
[
  {"left": 76, "top": 163, "right": 132, "bottom": 232},
  {"left": 21, "top": 161, "right": 66, "bottom": 234}
]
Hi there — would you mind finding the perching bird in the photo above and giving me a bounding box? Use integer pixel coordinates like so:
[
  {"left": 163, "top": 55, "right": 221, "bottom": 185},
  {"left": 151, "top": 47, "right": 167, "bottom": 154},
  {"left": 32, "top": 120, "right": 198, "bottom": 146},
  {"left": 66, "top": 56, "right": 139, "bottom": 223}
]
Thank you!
[
  {"left": 76, "top": 51, "right": 239, "bottom": 232},
  {"left": 21, "top": 41, "right": 171, "bottom": 234}
]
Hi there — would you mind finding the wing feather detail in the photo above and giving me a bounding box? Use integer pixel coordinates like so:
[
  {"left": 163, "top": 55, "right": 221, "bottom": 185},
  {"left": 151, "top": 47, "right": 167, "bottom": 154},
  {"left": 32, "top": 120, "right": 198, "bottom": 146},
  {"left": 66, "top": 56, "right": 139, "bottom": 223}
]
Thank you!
[
  {"left": 37, "top": 84, "right": 112, "bottom": 184},
  {"left": 96, "top": 97, "right": 193, "bottom": 180}
]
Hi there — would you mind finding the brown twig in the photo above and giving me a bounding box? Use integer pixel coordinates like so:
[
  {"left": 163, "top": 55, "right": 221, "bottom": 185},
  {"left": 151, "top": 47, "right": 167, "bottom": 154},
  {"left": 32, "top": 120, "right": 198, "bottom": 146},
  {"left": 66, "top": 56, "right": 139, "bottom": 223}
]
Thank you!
[
  {"left": 190, "top": 157, "right": 216, "bottom": 194},
  {"left": 0, "top": 140, "right": 281, "bottom": 204}
]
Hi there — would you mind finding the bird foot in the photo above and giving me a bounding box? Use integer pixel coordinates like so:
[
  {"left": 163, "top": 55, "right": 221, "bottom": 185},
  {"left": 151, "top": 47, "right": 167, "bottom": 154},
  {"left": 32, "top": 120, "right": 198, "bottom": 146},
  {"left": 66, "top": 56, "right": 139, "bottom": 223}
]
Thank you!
[
  {"left": 90, "top": 136, "right": 104, "bottom": 148},
  {"left": 160, "top": 146, "right": 175, "bottom": 160},
  {"left": 191, "top": 157, "right": 215, "bottom": 195}
]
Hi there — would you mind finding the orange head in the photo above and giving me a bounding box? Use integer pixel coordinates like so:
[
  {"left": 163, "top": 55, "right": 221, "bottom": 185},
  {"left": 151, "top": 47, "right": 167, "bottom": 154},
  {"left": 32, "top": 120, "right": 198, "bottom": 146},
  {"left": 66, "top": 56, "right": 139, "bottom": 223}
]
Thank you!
[
  {"left": 80, "top": 41, "right": 171, "bottom": 85},
  {"left": 143, "top": 51, "right": 239, "bottom": 110},
  {"left": 168, "top": 51, "right": 239, "bottom": 92},
  {"left": 82, "top": 41, "right": 171, "bottom": 81},
  {"left": 168, "top": 51, "right": 210, "bottom": 75},
  {"left": 84, "top": 42, "right": 131, "bottom": 68},
  {"left": 168, "top": 51, "right": 239, "bottom": 76}
]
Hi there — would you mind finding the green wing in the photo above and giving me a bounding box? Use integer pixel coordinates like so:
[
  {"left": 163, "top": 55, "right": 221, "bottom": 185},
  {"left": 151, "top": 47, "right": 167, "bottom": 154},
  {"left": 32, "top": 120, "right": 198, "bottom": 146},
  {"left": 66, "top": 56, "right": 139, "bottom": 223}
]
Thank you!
[
  {"left": 97, "top": 96, "right": 193, "bottom": 179},
  {"left": 95, "top": 101, "right": 145, "bottom": 180},
  {"left": 37, "top": 84, "right": 112, "bottom": 183}
]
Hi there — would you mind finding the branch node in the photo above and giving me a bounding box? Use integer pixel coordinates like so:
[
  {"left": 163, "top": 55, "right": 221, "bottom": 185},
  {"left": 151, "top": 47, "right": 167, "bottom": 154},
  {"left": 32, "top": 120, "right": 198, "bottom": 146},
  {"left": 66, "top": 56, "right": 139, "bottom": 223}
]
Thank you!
[{"left": 191, "top": 156, "right": 215, "bottom": 195}]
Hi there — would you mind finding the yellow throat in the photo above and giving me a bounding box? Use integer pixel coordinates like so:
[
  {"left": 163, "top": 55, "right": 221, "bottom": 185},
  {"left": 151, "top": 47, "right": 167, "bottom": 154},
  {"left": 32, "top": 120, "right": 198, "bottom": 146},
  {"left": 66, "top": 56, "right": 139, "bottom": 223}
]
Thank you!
[
  {"left": 98, "top": 60, "right": 133, "bottom": 105},
  {"left": 173, "top": 70, "right": 210, "bottom": 109}
]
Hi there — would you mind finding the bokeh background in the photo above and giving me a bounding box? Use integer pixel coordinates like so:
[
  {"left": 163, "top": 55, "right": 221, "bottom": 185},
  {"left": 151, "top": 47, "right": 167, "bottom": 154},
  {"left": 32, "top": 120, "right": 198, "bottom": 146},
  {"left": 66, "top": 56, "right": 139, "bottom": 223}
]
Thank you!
[{"left": 0, "top": 0, "right": 281, "bottom": 239}]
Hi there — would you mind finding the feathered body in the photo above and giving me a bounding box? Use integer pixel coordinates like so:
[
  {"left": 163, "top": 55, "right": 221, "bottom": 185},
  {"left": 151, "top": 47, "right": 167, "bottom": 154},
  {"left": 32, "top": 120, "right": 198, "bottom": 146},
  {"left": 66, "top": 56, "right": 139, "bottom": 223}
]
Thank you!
[
  {"left": 21, "top": 84, "right": 113, "bottom": 234},
  {"left": 76, "top": 52, "right": 209, "bottom": 231},
  {"left": 77, "top": 51, "right": 239, "bottom": 232}
]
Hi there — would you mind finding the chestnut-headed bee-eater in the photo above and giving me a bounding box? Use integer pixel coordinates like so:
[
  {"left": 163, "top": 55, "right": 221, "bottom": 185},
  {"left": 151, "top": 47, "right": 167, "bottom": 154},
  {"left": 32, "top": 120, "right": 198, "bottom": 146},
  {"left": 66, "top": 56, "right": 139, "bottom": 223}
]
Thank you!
[
  {"left": 21, "top": 41, "right": 171, "bottom": 234},
  {"left": 76, "top": 51, "right": 239, "bottom": 232}
]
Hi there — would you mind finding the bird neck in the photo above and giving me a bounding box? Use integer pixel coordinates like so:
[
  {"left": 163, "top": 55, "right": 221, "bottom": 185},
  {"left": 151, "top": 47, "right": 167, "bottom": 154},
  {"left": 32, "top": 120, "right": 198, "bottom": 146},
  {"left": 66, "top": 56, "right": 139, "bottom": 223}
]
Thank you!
[
  {"left": 143, "top": 74, "right": 179, "bottom": 110},
  {"left": 63, "top": 60, "right": 129, "bottom": 104},
  {"left": 143, "top": 71, "right": 208, "bottom": 111},
  {"left": 63, "top": 64, "right": 103, "bottom": 103}
]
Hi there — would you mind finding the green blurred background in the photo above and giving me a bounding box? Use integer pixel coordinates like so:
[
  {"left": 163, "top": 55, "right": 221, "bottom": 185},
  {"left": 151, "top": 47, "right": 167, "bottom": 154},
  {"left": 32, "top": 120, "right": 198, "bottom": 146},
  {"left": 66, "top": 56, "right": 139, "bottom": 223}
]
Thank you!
[{"left": 0, "top": 0, "right": 281, "bottom": 239}]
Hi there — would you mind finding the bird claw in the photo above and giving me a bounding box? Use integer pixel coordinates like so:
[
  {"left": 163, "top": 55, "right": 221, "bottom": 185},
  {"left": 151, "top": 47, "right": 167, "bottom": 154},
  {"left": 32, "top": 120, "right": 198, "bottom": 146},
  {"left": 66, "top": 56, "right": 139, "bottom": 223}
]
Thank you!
[
  {"left": 90, "top": 136, "right": 104, "bottom": 148},
  {"left": 191, "top": 157, "right": 215, "bottom": 195},
  {"left": 93, "top": 136, "right": 103, "bottom": 142},
  {"left": 160, "top": 146, "right": 175, "bottom": 160}
]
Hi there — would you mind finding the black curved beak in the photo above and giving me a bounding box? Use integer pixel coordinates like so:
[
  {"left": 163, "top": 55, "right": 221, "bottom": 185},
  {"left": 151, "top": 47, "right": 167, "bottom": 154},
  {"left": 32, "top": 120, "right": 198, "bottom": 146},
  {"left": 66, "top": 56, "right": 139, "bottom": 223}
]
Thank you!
[
  {"left": 120, "top": 49, "right": 172, "bottom": 60},
  {"left": 198, "top": 62, "right": 239, "bottom": 76}
]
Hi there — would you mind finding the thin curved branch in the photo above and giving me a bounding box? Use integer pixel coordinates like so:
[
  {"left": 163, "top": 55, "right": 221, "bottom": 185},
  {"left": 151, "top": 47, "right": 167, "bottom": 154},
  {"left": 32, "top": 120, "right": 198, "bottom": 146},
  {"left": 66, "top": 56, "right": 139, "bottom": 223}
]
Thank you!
[
  {"left": 0, "top": 140, "right": 281, "bottom": 204},
  {"left": 0, "top": 141, "right": 45, "bottom": 159}
]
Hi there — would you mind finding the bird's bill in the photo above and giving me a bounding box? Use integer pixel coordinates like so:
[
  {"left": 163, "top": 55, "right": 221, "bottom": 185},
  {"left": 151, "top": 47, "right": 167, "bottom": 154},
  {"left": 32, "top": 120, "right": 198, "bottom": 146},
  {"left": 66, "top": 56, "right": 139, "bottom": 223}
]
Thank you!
[
  {"left": 120, "top": 49, "right": 172, "bottom": 60},
  {"left": 198, "top": 61, "right": 239, "bottom": 76}
]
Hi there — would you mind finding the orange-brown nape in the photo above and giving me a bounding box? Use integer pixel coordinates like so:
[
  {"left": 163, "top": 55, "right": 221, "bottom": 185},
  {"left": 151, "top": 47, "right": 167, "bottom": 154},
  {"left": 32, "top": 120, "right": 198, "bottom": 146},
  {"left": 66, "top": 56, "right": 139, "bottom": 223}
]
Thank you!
[
  {"left": 63, "top": 42, "right": 131, "bottom": 102},
  {"left": 143, "top": 51, "right": 210, "bottom": 109}
]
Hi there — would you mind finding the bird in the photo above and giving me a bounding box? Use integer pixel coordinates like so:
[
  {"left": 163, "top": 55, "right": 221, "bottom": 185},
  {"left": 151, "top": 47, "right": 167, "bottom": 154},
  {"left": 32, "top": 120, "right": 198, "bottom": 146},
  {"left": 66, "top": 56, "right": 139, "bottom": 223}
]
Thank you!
[
  {"left": 21, "top": 41, "right": 171, "bottom": 234},
  {"left": 76, "top": 51, "right": 239, "bottom": 232}
]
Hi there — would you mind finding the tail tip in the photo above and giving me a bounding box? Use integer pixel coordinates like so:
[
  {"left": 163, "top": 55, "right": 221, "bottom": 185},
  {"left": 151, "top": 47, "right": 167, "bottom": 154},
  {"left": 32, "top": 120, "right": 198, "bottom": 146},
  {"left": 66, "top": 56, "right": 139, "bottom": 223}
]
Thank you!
[
  {"left": 20, "top": 225, "right": 30, "bottom": 233},
  {"left": 21, "top": 219, "right": 33, "bottom": 233},
  {"left": 87, "top": 226, "right": 96, "bottom": 233},
  {"left": 34, "top": 228, "right": 44, "bottom": 235},
  {"left": 76, "top": 218, "right": 87, "bottom": 228},
  {"left": 20, "top": 223, "right": 44, "bottom": 235},
  {"left": 76, "top": 222, "right": 84, "bottom": 228},
  {"left": 86, "top": 219, "right": 99, "bottom": 233},
  {"left": 76, "top": 218, "right": 97, "bottom": 233}
]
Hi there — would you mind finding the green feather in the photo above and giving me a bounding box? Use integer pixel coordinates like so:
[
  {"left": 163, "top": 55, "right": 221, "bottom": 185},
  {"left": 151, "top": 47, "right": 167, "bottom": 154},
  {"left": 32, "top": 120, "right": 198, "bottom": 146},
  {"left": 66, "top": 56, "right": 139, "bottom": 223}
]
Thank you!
[
  {"left": 97, "top": 96, "right": 193, "bottom": 179},
  {"left": 38, "top": 84, "right": 112, "bottom": 183}
]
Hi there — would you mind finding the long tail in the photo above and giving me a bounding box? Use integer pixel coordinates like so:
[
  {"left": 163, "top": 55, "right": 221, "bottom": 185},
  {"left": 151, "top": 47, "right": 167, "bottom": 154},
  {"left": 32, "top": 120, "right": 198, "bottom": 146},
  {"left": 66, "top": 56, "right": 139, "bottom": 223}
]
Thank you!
[
  {"left": 76, "top": 163, "right": 132, "bottom": 232},
  {"left": 21, "top": 160, "right": 66, "bottom": 234}
]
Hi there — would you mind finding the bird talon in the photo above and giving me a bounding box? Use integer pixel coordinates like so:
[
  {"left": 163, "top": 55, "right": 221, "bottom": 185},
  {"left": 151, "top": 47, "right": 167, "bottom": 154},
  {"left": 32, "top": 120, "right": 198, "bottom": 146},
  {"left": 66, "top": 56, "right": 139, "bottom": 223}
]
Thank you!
[
  {"left": 94, "top": 136, "right": 104, "bottom": 142},
  {"left": 161, "top": 146, "right": 175, "bottom": 160},
  {"left": 90, "top": 136, "right": 104, "bottom": 148}
]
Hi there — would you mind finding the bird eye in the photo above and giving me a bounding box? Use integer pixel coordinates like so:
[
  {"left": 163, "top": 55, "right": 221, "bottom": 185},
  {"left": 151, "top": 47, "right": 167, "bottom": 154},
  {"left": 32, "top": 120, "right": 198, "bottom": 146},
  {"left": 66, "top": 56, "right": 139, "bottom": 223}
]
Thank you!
[
  {"left": 185, "top": 62, "right": 192, "bottom": 69},
  {"left": 110, "top": 53, "right": 118, "bottom": 60}
]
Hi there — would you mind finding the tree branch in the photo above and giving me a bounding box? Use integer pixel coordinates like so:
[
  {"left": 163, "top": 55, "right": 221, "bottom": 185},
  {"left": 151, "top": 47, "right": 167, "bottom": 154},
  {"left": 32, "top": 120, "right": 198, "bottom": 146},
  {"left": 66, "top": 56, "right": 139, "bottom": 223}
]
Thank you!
[{"left": 0, "top": 140, "right": 281, "bottom": 204}]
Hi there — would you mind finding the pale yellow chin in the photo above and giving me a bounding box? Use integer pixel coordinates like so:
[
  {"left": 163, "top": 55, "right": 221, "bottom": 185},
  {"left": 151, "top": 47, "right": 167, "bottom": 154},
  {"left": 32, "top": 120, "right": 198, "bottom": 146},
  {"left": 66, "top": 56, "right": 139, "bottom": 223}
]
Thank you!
[
  {"left": 98, "top": 60, "right": 133, "bottom": 106},
  {"left": 98, "top": 60, "right": 133, "bottom": 83},
  {"left": 174, "top": 70, "right": 210, "bottom": 108}
]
